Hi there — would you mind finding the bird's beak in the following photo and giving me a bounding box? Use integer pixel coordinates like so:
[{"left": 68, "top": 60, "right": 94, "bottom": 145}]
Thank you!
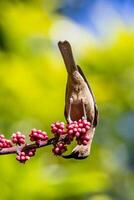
[
  {"left": 62, "top": 152, "right": 88, "bottom": 160},
  {"left": 62, "top": 139, "right": 92, "bottom": 160}
]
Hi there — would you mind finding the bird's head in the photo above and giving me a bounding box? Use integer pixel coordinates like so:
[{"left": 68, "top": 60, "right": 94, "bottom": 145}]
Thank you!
[{"left": 62, "top": 144, "right": 90, "bottom": 160}]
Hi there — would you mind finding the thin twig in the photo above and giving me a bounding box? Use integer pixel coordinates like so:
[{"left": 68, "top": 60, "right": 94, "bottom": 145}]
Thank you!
[{"left": 0, "top": 135, "right": 67, "bottom": 156}]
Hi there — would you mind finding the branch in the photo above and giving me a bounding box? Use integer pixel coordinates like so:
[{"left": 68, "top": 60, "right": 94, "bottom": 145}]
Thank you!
[
  {"left": 0, "top": 137, "right": 55, "bottom": 155},
  {"left": 0, "top": 118, "right": 91, "bottom": 162}
]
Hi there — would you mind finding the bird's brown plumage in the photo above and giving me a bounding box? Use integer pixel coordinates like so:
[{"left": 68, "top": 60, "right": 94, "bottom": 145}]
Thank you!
[{"left": 58, "top": 40, "right": 98, "bottom": 159}]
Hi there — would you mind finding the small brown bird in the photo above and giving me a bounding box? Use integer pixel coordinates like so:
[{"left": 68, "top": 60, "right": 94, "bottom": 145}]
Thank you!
[{"left": 58, "top": 41, "right": 98, "bottom": 159}]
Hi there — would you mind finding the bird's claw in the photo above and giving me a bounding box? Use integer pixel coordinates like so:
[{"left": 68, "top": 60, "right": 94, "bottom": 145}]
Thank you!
[{"left": 62, "top": 152, "right": 88, "bottom": 160}]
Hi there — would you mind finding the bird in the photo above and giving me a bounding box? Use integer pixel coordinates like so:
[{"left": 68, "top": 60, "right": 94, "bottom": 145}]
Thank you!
[{"left": 58, "top": 41, "right": 98, "bottom": 159}]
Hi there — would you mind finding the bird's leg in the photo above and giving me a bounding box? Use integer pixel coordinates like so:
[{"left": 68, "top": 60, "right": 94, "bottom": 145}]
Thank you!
[
  {"left": 67, "top": 97, "right": 73, "bottom": 123},
  {"left": 81, "top": 99, "right": 87, "bottom": 119}
]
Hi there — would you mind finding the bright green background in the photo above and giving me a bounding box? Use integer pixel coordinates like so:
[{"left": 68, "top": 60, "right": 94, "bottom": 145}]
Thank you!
[{"left": 0, "top": 1, "right": 134, "bottom": 200}]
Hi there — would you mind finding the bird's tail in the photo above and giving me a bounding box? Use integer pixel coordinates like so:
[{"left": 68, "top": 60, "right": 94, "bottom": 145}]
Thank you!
[
  {"left": 58, "top": 41, "right": 78, "bottom": 74},
  {"left": 62, "top": 128, "right": 95, "bottom": 159}
]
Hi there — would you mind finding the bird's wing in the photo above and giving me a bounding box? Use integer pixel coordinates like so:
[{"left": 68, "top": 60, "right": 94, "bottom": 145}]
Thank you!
[
  {"left": 64, "top": 66, "right": 98, "bottom": 127},
  {"left": 77, "top": 65, "right": 99, "bottom": 127},
  {"left": 64, "top": 76, "right": 69, "bottom": 120}
]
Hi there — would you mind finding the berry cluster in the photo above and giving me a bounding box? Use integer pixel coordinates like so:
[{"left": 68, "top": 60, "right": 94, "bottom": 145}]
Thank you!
[
  {"left": 51, "top": 122, "right": 65, "bottom": 136},
  {"left": 0, "top": 134, "right": 12, "bottom": 148},
  {"left": 16, "top": 148, "right": 36, "bottom": 163},
  {"left": 0, "top": 118, "right": 92, "bottom": 162},
  {"left": 67, "top": 118, "right": 91, "bottom": 145},
  {"left": 52, "top": 142, "right": 67, "bottom": 155},
  {"left": 51, "top": 118, "right": 91, "bottom": 155},
  {"left": 16, "top": 152, "right": 29, "bottom": 163},
  {"left": 15, "top": 128, "right": 48, "bottom": 163},
  {"left": 29, "top": 129, "right": 49, "bottom": 144},
  {"left": 11, "top": 132, "right": 25, "bottom": 145}
]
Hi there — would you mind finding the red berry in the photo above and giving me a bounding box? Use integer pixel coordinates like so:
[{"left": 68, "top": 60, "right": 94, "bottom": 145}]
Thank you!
[
  {"left": 78, "top": 123, "right": 83, "bottom": 128},
  {"left": 68, "top": 129, "right": 73, "bottom": 134},
  {"left": 25, "top": 156, "right": 30, "bottom": 160},
  {"left": 28, "top": 151, "right": 34, "bottom": 157},
  {"left": 28, "top": 148, "right": 36, "bottom": 157},
  {"left": 81, "top": 128, "right": 86, "bottom": 133},
  {"left": 82, "top": 140, "right": 89, "bottom": 145},
  {"left": 75, "top": 132, "right": 80, "bottom": 137},
  {"left": 84, "top": 135, "right": 90, "bottom": 141}
]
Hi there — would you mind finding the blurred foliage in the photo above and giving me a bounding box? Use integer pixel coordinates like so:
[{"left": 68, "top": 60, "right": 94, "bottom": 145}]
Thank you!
[{"left": 0, "top": 0, "right": 134, "bottom": 200}]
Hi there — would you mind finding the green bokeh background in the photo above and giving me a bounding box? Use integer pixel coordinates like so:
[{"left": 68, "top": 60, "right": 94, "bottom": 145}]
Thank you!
[{"left": 0, "top": 1, "right": 134, "bottom": 200}]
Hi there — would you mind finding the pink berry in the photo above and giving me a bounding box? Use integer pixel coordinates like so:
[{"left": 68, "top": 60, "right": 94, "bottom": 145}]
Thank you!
[
  {"left": 85, "top": 125, "right": 90, "bottom": 130},
  {"left": 21, "top": 152, "right": 25, "bottom": 156},
  {"left": 68, "top": 129, "right": 73, "bottom": 134},
  {"left": 16, "top": 155, "right": 20, "bottom": 161},
  {"left": 84, "top": 135, "right": 90, "bottom": 141},
  {"left": 82, "top": 140, "right": 88, "bottom": 145},
  {"left": 55, "top": 147, "right": 60, "bottom": 154},
  {"left": 21, "top": 156, "right": 26, "bottom": 161},
  {"left": 73, "top": 128, "right": 78, "bottom": 132},
  {"left": 28, "top": 151, "right": 33, "bottom": 157},
  {"left": 75, "top": 132, "right": 80, "bottom": 137},
  {"left": 81, "top": 128, "right": 86, "bottom": 133},
  {"left": 78, "top": 123, "right": 83, "bottom": 128}
]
